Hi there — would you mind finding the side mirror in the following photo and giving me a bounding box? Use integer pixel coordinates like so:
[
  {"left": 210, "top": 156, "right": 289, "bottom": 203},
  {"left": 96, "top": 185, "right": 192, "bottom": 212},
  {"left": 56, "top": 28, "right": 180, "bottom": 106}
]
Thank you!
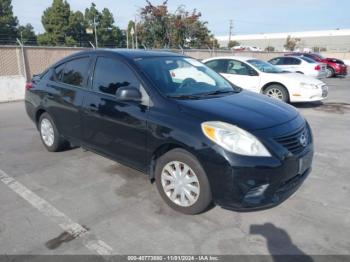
[
  {"left": 115, "top": 86, "right": 142, "bottom": 102},
  {"left": 249, "top": 70, "right": 258, "bottom": 76}
]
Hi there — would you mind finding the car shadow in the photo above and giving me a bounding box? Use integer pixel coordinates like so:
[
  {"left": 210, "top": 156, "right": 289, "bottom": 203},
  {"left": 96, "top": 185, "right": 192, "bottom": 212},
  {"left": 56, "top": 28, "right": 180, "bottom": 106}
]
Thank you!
[
  {"left": 250, "top": 223, "right": 313, "bottom": 262},
  {"left": 291, "top": 101, "right": 323, "bottom": 109}
]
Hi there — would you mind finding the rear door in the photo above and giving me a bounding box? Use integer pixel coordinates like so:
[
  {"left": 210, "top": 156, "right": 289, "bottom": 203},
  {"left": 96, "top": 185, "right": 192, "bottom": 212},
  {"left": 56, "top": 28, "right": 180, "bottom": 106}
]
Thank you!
[
  {"left": 45, "top": 56, "right": 92, "bottom": 142},
  {"left": 81, "top": 55, "right": 149, "bottom": 170},
  {"left": 283, "top": 57, "right": 302, "bottom": 72}
]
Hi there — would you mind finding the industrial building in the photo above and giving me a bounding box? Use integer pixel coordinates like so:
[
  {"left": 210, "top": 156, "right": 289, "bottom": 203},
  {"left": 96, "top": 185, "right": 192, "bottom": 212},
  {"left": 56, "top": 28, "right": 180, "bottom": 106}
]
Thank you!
[{"left": 216, "top": 29, "right": 350, "bottom": 51}]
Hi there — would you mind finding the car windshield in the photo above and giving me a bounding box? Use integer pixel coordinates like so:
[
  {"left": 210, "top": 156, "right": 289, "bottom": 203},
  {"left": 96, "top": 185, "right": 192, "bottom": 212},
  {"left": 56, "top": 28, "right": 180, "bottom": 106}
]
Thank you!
[
  {"left": 300, "top": 57, "right": 316, "bottom": 63},
  {"left": 135, "top": 56, "right": 239, "bottom": 98},
  {"left": 247, "top": 59, "right": 284, "bottom": 73}
]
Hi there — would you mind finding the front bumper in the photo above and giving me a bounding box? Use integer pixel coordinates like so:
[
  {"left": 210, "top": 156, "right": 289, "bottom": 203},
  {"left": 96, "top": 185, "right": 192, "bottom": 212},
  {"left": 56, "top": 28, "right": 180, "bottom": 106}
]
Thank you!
[
  {"left": 290, "top": 84, "right": 328, "bottom": 102},
  {"left": 198, "top": 119, "right": 314, "bottom": 211}
]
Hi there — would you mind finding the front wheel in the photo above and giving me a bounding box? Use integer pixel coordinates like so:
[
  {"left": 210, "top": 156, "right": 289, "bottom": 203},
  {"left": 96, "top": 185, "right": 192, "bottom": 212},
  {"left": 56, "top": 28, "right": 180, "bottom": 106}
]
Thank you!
[
  {"left": 264, "top": 84, "right": 289, "bottom": 103},
  {"left": 155, "top": 149, "right": 213, "bottom": 214}
]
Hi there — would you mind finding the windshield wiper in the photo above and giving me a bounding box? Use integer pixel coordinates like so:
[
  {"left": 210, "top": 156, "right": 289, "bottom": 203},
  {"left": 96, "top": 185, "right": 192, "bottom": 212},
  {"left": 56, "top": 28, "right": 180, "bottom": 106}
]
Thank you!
[
  {"left": 168, "top": 94, "right": 202, "bottom": 99},
  {"left": 199, "top": 90, "right": 236, "bottom": 96}
]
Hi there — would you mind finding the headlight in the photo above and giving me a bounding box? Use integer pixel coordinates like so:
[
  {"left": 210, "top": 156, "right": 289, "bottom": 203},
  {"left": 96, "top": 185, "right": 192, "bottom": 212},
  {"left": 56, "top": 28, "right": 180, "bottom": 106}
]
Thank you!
[
  {"left": 201, "top": 121, "right": 271, "bottom": 157},
  {"left": 300, "top": 82, "right": 318, "bottom": 89}
]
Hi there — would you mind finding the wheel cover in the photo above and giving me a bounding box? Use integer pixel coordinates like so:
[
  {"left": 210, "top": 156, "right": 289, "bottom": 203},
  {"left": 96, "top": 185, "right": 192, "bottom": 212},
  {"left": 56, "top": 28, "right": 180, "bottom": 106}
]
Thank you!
[
  {"left": 40, "top": 118, "right": 54, "bottom": 147},
  {"left": 161, "top": 161, "right": 200, "bottom": 207},
  {"left": 326, "top": 68, "right": 332, "bottom": 77},
  {"left": 266, "top": 88, "right": 284, "bottom": 100}
]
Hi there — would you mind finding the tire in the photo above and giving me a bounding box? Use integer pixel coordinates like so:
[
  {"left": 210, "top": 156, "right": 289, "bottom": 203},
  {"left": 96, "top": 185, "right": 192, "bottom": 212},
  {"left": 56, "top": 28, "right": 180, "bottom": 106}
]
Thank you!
[
  {"left": 264, "top": 84, "right": 289, "bottom": 103},
  {"left": 326, "top": 67, "right": 335, "bottom": 78},
  {"left": 38, "top": 112, "right": 69, "bottom": 152},
  {"left": 155, "top": 148, "right": 213, "bottom": 215}
]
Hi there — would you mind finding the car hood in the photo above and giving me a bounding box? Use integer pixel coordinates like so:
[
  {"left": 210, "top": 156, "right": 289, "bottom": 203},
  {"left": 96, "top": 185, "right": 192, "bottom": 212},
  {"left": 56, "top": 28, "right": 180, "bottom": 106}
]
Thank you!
[
  {"left": 177, "top": 91, "right": 300, "bottom": 131},
  {"left": 270, "top": 72, "right": 324, "bottom": 84}
]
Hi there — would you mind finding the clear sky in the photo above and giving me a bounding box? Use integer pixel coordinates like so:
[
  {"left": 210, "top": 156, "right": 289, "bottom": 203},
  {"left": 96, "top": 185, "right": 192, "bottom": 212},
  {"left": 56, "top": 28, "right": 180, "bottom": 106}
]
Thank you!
[{"left": 12, "top": 0, "right": 350, "bottom": 36}]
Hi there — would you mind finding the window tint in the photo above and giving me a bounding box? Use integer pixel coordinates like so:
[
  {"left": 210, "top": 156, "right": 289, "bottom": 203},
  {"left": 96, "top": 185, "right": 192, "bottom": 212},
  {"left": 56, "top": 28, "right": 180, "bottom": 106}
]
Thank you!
[
  {"left": 226, "top": 60, "right": 256, "bottom": 75},
  {"left": 93, "top": 57, "right": 140, "bottom": 95},
  {"left": 284, "top": 57, "right": 301, "bottom": 65},
  {"left": 62, "top": 57, "right": 90, "bottom": 87},
  {"left": 205, "top": 59, "right": 228, "bottom": 73},
  {"left": 269, "top": 57, "right": 284, "bottom": 65},
  {"left": 50, "top": 63, "right": 65, "bottom": 82},
  {"left": 300, "top": 56, "right": 316, "bottom": 63}
]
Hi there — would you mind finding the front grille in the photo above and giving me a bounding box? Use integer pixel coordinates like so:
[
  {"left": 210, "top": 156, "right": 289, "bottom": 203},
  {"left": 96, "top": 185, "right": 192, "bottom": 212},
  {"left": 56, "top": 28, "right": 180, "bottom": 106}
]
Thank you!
[{"left": 274, "top": 125, "right": 311, "bottom": 155}]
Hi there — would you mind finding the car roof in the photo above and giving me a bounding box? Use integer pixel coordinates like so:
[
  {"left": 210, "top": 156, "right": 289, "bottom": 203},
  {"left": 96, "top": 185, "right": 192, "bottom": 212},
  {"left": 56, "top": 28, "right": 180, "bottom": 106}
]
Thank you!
[
  {"left": 271, "top": 56, "right": 302, "bottom": 59},
  {"left": 72, "top": 49, "right": 183, "bottom": 59},
  {"left": 52, "top": 49, "right": 185, "bottom": 68},
  {"left": 203, "top": 56, "right": 257, "bottom": 62}
]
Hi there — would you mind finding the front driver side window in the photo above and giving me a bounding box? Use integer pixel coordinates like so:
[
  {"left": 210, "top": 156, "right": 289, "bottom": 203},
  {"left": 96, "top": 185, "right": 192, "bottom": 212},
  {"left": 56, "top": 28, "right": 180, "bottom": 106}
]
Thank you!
[
  {"left": 205, "top": 59, "right": 228, "bottom": 73},
  {"left": 227, "top": 60, "right": 256, "bottom": 76},
  {"left": 93, "top": 57, "right": 141, "bottom": 95}
]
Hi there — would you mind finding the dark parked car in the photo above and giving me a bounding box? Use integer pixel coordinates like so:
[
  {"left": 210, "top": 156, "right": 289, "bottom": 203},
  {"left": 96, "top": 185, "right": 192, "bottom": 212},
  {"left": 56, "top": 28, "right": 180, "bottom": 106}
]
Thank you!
[
  {"left": 25, "top": 50, "right": 314, "bottom": 214},
  {"left": 285, "top": 52, "right": 347, "bottom": 77}
]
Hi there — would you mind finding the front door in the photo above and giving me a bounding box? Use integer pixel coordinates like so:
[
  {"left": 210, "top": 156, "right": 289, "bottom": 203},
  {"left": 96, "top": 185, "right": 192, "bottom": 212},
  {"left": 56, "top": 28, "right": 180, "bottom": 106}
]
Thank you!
[
  {"left": 221, "top": 59, "right": 260, "bottom": 92},
  {"left": 81, "top": 56, "right": 149, "bottom": 170}
]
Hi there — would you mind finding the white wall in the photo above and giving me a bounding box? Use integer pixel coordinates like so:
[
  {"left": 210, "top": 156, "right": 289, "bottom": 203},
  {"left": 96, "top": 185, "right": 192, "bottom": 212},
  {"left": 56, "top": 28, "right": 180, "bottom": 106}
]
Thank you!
[{"left": 0, "top": 76, "right": 26, "bottom": 103}]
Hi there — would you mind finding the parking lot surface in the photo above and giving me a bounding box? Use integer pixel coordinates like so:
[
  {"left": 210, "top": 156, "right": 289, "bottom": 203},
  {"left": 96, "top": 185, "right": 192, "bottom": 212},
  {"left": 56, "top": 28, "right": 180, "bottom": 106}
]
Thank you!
[{"left": 0, "top": 76, "right": 350, "bottom": 256}]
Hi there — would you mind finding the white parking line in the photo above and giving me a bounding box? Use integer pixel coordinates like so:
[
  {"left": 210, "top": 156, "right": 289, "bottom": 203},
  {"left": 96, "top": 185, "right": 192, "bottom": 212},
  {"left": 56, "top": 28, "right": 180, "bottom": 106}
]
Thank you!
[{"left": 0, "top": 169, "right": 114, "bottom": 255}]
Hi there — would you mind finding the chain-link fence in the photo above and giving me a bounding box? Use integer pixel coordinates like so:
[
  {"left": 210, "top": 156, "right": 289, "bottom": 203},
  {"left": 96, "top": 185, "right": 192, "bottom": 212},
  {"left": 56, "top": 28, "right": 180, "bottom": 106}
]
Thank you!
[
  {"left": 0, "top": 46, "right": 26, "bottom": 77},
  {"left": 2, "top": 45, "right": 350, "bottom": 80}
]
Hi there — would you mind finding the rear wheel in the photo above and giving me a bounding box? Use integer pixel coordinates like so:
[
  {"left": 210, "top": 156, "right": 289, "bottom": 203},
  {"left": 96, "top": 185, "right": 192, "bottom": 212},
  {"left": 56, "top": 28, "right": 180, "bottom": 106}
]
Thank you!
[
  {"left": 326, "top": 67, "right": 335, "bottom": 78},
  {"left": 39, "top": 113, "right": 69, "bottom": 152},
  {"left": 264, "top": 84, "right": 289, "bottom": 103},
  {"left": 155, "top": 148, "right": 213, "bottom": 214}
]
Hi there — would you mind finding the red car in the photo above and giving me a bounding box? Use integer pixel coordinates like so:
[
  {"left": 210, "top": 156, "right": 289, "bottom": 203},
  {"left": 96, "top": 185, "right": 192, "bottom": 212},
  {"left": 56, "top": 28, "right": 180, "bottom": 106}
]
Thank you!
[{"left": 285, "top": 52, "right": 347, "bottom": 77}]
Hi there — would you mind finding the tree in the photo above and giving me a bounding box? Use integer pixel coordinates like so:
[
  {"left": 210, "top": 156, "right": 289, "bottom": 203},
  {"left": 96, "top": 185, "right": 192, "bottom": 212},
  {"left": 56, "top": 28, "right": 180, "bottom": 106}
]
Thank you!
[
  {"left": 84, "top": 3, "right": 125, "bottom": 48},
  {"left": 228, "top": 40, "right": 240, "bottom": 48},
  {"left": 0, "top": 0, "right": 19, "bottom": 44},
  {"left": 137, "top": 1, "right": 217, "bottom": 49},
  {"left": 138, "top": 0, "right": 170, "bottom": 48},
  {"left": 38, "top": 0, "right": 71, "bottom": 46},
  {"left": 284, "top": 35, "right": 300, "bottom": 51},
  {"left": 67, "top": 11, "right": 88, "bottom": 46},
  {"left": 265, "top": 46, "right": 275, "bottom": 52},
  {"left": 18, "top": 23, "right": 37, "bottom": 45}
]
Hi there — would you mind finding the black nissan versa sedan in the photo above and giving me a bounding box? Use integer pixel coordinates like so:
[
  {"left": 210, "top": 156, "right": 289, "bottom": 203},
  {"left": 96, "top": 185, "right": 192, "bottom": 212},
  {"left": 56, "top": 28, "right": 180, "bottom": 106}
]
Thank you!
[{"left": 25, "top": 50, "right": 313, "bottom": 214}]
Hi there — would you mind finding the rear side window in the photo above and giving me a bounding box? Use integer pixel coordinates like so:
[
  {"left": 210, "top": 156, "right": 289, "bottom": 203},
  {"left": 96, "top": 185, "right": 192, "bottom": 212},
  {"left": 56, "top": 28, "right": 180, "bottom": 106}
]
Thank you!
[
  {"left": 284, "top": 57, "right": 301, "bottom": 65},
  {"left": 300, "top": 57, "right": 316, "bottom": 63},
  {"left": 62, "top": 57, "right": 90, "bottom": 87},
  {"left": 50, "top": 63, "right": 65, "bottom": 82},
  {"left": 92, "top": 57, "right": 140, "bottom": 95}
]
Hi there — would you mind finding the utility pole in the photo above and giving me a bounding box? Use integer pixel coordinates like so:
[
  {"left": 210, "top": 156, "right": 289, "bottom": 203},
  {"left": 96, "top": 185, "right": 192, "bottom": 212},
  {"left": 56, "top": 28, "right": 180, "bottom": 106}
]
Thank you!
[
  {"left": 94, "top": 16, "right": 98, "bottom": 48},
  {"left": 229, "top": 19, "right": 233, "bottom": 43},
  {"left": 134, "top": 16, "right": 138, "bottom": 49},
  {"left": 126, "top": 29, "right": 129, "bottom": 49},
  {"left": 130, "top": 27, "right": 135, "bottom": 49}
]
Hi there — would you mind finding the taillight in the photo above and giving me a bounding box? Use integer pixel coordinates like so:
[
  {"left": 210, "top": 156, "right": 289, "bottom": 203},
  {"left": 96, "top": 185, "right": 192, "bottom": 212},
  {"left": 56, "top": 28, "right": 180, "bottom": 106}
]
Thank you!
[
  {"left": 314, "top": 65, "right": 321, "bottom": 71},
  {"left": 25, "top": 82, "right": 33, "bottom": 90}
]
